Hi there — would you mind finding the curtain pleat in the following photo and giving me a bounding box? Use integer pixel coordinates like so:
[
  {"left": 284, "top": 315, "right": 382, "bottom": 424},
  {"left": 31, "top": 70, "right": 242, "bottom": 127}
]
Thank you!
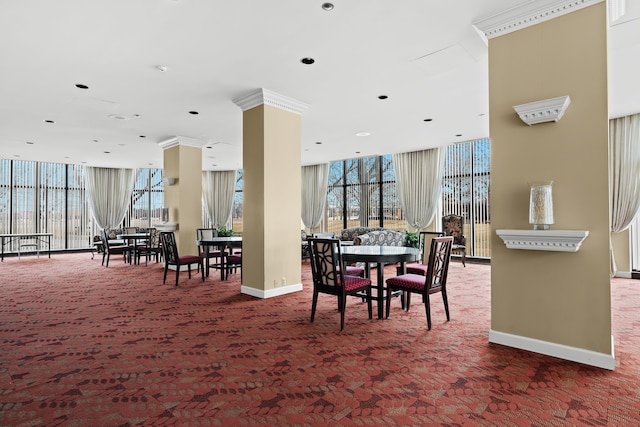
[
  {"left": 392, "top": 148, "right": 445, "bottom": 231},
  {"left": 610, "top": 113, "right": 640, "bottom": 275},
  {"left": 84, "top": 167, "right": 136, "bottom": 230},
  {"left": 301, "top": 163, "right": 329, "bottom": 230},
  {"left": 202, "top": 170, "right": 237, "bottom": 229}
]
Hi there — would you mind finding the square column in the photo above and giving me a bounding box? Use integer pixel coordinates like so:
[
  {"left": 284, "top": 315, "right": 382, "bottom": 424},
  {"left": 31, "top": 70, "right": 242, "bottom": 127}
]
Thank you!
[
  {"left": 158, "top": 136, "right": 204, "bottom": 257},
  {"left": 234, "top": 89, "right": 309, "bottom": 298}
]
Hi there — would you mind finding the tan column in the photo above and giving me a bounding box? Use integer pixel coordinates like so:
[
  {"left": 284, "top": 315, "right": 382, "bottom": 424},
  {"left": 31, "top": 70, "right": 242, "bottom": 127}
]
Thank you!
[
  {"left": 158, "top": 136, "right": 204, "bottom": 256},
  {"left": 478, "top": 2, "right": 614, "bottom": 369},
  {"left": 234, "top": 89, "right": 308, "bottom": 298}
]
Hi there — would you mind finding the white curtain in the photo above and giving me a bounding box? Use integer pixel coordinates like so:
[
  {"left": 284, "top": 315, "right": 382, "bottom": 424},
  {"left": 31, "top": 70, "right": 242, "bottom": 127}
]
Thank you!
[
  {"left": 202, "top": 170, "right": 237, "bottom": 229},
  {"left": 393, "top": 147, "right": 446, "bottom": 231},
  {"left": 609, "top": 113, "right": 640, "bottom": 274},
  {"left": 301, "top": 163, "right": 329, "bottom": 230},
  {"left": 84, "top": 166, "right": 136, "bottom": 230}
]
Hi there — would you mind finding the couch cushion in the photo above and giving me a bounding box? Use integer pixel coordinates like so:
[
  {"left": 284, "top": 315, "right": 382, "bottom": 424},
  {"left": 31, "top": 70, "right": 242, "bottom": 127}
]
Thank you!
[
  {"left": 340, "top": 226, "right": 384, "bottom": 241},
  {"left": 354, "top": 230, "right": 406, "bottom": 247}
]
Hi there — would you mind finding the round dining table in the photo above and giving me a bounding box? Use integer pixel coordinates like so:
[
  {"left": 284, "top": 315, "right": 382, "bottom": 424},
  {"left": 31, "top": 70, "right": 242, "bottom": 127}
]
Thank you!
[{"left": 341, "top": 245, "right": 420, "bottom": 319}]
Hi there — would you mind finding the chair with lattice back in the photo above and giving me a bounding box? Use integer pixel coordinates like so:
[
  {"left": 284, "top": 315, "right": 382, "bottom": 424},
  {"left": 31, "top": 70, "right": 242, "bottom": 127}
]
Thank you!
[
  {"left": 386, "top": 236, "right": 453, "bottom": 330},
  {"left": 308, "top": 237, "right": 372, "bottom": 331},
  {"left": 160, "top": 232, "right": 204, "bottom": 286}
]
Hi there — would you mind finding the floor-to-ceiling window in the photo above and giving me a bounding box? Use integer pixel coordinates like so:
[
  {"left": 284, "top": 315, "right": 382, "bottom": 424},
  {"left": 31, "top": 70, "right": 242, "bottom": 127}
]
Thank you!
[
  {"left": 326, "top": 155, "right": 405, "bottom": 235},
  {"left": 442, "top": 138, "right": 491, "bottom": 259},
  {"left": 126, "top": 168, "right": 165, "bottom": 229},
  {"left": 325, "top": 140, "right": 491, "bottom": 260},
  {"left": 0, "top": 160, "right": 91, "bottom": 251}
]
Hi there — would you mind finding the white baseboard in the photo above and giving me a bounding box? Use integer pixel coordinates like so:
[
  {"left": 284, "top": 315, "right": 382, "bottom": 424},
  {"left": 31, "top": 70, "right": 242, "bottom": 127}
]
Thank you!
[
  {"left": 241, "top": 283, "right": 303, "bottom": 299},
  {"left": 614, "top": 270, "right": 632, "bottom": 278},
  {"left": 489, "top": 329, "right": 616, "bottom": 370}
]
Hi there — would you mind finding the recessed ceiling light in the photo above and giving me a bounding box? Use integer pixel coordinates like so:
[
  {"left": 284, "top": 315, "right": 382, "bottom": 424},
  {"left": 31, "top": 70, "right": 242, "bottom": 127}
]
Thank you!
[
  {"left": 189, "top": 111, "right": 199, "bottom": 115},
  {"left": 108, "top": 114, "right": 130, "bottom": 120},
  {"left": 321, "top": 3, "right": 334, "bottom": 11},
  {"left": 424, "top": 118, "right": 432, "bottom": 122},
  {"left": 355, "top": 132, "right": 370, "bottom": 137},
  {"left": 148, "top": 163, "right": 153, "bottom": 166},
  {"left": 103, "top": 151, "right": 110, "bottom": 154},
  {"left": 14, "top": 154, "right": 20, "bottom": 158},
  {"left": 139, "top": 135, "right": 146, "bottom": 138},
  {"left": 92, "top": 139, "right": 99, "bottom": 143},
  {"left": 355, "top": 151, "right": 361, "bottom": 154},
  {"left": 301, "top": 57, "right": 315, "bottom": 65},
  {"left": 315, "top": 141, "right": 322, "bottom": 145},
  {"left": 75, "top": 84, "right": 89, "bottom": 89},
  {"left": 44, "top": 119, "right": 55, "bottom": 124},
  {"left": 456, "top": 134, "right": 462, "bottom": 137},
  {"left": 156, "top": 65, "right": 168, "bottom": 72},
  {"left": 378, "top": 95, "right": 388, "bottom": 100},
  {"left": 26, "top": 141, "right": 34, "bottom": 145},
  {"left": 133, "top": 114, "right": 141, "bottom": 118}
]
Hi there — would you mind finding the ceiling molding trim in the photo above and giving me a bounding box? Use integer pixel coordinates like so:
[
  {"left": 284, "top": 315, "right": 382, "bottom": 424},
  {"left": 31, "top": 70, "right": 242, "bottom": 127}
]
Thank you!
[
  {"left": 513, "top": 96, "right": 571, "bottom": 125},
  {"left": 158, "top": 136, "right": 207, "bottom": 150},
  {"left": 233, "top": 88, "right": 309, "bottom": 115},
  {"left": 472, "top": 0, "right": 603, "bottom": 40}
]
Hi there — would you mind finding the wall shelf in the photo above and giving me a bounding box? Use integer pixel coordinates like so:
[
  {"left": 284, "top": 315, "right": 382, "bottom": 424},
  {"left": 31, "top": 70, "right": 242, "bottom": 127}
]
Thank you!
[
  {"left": 496, "top": 229, "right": 589, "bottom": 252},
  {"left": 155, "top": 223, "right": 177, "bottom": 232}
]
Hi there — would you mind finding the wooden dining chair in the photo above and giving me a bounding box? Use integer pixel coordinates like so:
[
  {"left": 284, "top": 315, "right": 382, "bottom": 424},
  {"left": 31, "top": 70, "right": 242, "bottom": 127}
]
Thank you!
[
  {"left": 160, "top": 232, "right": 204, "bottom": 286},
  {"left": 385, "top": 236, "right": 453, "bottom": 330},
  {"left": 308, "top": 237, "right": 373, "bottom": 331}
]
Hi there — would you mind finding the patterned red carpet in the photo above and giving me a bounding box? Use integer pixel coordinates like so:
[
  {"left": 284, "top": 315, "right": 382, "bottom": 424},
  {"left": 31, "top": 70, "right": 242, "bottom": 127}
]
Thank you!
[{"left": 1, "top": 253, "right": 639, "bottom": 426}]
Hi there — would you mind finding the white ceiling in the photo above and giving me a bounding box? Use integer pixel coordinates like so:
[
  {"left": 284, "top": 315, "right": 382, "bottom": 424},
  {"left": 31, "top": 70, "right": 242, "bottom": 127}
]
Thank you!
[{"left": 1, "top": 0, "right": 639, "bottom": 171}]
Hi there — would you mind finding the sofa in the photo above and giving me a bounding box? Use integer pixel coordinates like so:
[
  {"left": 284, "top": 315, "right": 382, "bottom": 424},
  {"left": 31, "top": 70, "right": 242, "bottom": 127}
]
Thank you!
[
  {"left": 353, "top": 229, "right": 406, "bottom": 247},
  {"left": 339, "top": 226, "right": 384, "bottom": 242}
]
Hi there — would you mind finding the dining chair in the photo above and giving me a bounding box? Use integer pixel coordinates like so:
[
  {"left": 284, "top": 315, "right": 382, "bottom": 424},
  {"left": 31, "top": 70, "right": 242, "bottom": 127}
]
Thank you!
[
  {"left": 308, "top": 237, "right": 373, "bottom": 331},
  {"left": 160, "top": 231, "right": 204, "bottom": 286},
  {"left": 196, "top": 228, "right": 228, "bottom": 276},
  {"left": 385, "top": 236, "right": 453, "bottom": 330},
  {"left": 404, "top": 231, "right": 445, "bottom": 276},
  {"left": 136, "top": 228, "right": 162, "bottom": 265},
  {"left": 100, "top": 229, "right": 132, "bottom": 267}
]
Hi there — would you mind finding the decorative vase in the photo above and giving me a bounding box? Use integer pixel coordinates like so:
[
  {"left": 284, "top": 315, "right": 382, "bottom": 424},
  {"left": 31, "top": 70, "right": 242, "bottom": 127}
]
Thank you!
[{"left": 529, "top": 182, "right": 553, "bottom": 230}]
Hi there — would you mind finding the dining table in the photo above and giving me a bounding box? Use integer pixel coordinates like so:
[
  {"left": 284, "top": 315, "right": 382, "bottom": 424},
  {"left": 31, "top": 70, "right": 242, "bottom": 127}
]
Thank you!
[
  {"left": 116, "top": 232, "right": 150, "bottom": 265},
  {"left": 341, "top": 245, "right": 421, "bottom": 319},
  {"left": 196, "top": 236, "right": 242, "bottom": 280}
]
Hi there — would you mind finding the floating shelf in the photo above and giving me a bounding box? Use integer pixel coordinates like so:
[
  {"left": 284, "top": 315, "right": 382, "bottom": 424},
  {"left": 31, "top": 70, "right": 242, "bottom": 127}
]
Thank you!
[
  {"left": 496, "top": 229, "right": 589, "bottom": 252},
  {"left": 155, "top": 223, "right": 177, "bottom": 232}
]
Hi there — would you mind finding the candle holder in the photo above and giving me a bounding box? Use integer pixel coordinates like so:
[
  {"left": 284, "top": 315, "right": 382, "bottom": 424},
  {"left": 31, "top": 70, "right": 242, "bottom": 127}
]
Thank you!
[{"left": 529, "top": 181, "right": 553, "bottom": 230}]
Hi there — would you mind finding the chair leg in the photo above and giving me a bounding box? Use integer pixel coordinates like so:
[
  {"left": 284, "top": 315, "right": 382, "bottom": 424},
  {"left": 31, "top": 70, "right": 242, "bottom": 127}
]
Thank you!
[
  {"left": 175, "top": 268, "right": 180, "bottom": 286},
  {"left": 366, "top": 288, "right": 372, "bottom": 320},
  {"left": 310, "top": 290, "right": 319, "bottom": 323},
  {"left": 425, "top": 293, "right": 432, "bottom": 330},
  {"left": 385, "top": 286, "right": 392, "bottom": 319},
  {"left": 339, "top": 294, "right": 347, "bottom": 331},
  {"left": 200, "top": 262, "right": 204, "bottom": 282},
  {"left": 163, "top": 265, "right": 169, "bottom": 284},
  {"left": 442, "top": 289, "right": 450, "bottom": 321}
]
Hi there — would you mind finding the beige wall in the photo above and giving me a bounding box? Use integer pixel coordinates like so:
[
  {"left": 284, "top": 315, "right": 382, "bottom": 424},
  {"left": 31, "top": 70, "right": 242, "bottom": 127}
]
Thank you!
[
  {"left": 163, "top": 144, "right": 202, "bottom": 255},
  {"left": 489, "top": 3, "right": 612, "bottom": 355},
  {"left": 242, "top": 104, "right": 302, "bottom": 294}
]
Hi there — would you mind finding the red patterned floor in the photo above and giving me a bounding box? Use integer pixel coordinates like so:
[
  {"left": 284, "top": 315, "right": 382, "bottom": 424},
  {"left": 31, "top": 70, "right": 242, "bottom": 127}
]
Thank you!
[{"left": 0, "top": 253, "right": 639, "bottom": 426}]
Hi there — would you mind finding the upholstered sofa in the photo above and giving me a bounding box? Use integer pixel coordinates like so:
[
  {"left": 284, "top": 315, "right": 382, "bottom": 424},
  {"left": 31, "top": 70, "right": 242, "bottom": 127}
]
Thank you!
[
  {"left": 339, "top": 226, "right": 384, "bottom": 242},
  {"left": 353, "top": 229, "right": 406, "bottom": 247}
]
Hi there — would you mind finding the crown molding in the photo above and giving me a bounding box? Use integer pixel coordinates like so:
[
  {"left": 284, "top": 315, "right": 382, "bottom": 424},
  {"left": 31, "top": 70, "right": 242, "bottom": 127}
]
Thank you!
[
  {"left": 233, "top": 88, "right": 309, "bottom": 115},
  {"left": 158, "top": 136, "right": 206, "bottom": 150},
  {"left": 473, "top": 0, "right": 603, "bottom": 41},
  {"left": 513, "top": 96, "right": 571, "bottom": 125}
]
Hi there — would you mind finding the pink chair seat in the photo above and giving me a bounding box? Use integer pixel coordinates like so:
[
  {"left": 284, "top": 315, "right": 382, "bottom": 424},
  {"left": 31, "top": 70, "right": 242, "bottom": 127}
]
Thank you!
[
  {"left": 342, "top": 275, "right": 372, "bottom": 292},
  {"left": 386, "top": 273, "right": 428, "bottom": 291}
]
